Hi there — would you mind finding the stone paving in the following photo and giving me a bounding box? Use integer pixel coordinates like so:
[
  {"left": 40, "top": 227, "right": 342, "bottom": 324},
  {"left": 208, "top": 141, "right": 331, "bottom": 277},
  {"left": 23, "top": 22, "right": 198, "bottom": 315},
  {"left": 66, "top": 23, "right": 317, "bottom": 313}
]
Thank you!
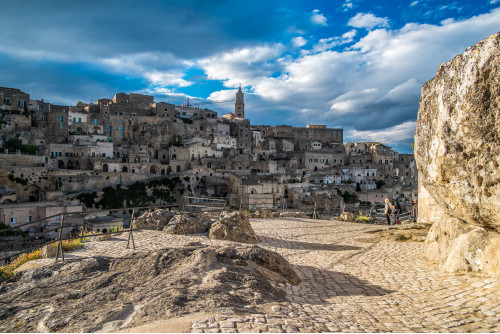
[{"left": 69, "top": 218, "right": 500, "bottom": 333}]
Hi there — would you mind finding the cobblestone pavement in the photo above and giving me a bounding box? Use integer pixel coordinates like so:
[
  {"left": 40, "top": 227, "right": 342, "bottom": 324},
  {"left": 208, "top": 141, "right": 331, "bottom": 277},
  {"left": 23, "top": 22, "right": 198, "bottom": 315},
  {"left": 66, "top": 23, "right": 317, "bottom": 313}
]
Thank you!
[{"left": 70, "top": 218, "right": 500, "bottom": 333}]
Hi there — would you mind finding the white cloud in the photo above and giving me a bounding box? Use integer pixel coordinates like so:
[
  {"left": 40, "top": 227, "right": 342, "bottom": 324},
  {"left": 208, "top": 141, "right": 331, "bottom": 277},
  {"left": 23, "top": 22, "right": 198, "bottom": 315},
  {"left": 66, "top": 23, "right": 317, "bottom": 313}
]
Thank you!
[
  {"left": 343, "top": 0, "right": 355, "bottom": 11},
  {"left": 197, "top": 44, "right": 284, "bottom": 88},
  {"left": 311, "top": 9, "right": 328, "bottom": 26},
  {"left": 348, "top": 12, "right": 390, "bottom": 29},
  {"left": 311, "top": 29, "right": 357, "bottom": 53},
  {"left": 410, "top": 1, "right": 419, "bottom": 7},
  {"left": 490, "top": 0, "right": 500, "bottom": 4},
  {"left": 207, "top": 89, "right": 239, "bottom": 102},
  {"left": 347, "top": 121, "right": 416, "bottom": 147},
  {"left": 144, "top": 71, "right": 192, "bottom": 87},
  {"left": 194, "top": 8, "right": 500, "bottom": 139},
  {"left": 139, "top": 87, "right": 194, "bottom": 100},
  {"left": 292, "top": 36, "right": 308, "bottom": 48},
  {"left": 329, "top": 88, "right": 378, "bottom": 115}
]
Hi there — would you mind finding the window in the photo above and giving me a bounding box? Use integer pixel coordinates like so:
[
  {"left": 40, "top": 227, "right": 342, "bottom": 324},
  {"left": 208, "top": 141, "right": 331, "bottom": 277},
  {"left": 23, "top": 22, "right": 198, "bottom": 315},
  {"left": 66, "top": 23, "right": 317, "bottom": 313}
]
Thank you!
[
  {"left": 60, "top": 116, "right": 63, "bottom": 122},
  {"left": 78, "top": 117, "right": 81, "bottom": 122},
  {"left": 94, "top": 119, "right": 98, "bottom": 125}
]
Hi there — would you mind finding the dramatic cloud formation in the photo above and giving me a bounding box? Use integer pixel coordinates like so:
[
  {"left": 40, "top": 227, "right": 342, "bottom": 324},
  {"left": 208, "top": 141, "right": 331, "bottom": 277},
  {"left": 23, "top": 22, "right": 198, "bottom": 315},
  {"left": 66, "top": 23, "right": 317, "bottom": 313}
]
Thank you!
[{"left": 1, "top": 0, "right": 499, "bottom": 153}]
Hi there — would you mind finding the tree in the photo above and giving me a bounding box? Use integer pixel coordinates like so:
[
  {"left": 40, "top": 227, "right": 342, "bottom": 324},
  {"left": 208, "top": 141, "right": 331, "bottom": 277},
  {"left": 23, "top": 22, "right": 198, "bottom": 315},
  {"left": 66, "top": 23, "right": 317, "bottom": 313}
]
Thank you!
[{"left": 5, "top": 138, "right": 24, "bottom": 151}]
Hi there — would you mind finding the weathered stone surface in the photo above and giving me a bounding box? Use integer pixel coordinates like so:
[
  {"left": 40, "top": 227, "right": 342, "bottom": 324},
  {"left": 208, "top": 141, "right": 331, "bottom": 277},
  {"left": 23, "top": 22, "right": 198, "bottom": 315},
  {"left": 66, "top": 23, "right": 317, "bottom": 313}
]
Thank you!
[
  {"left": 280, "top": 211, "right": 307, "bottom": 218},
  {"left": 338, "top": 212, "right": 355, "bottom": 222},
  {"left": 136, "top": 209, "right": 176, "bottom": 230},
  {"left": 209, "top": 212, "right": 260, "bottom": 244},
  {"left": 163, "top": 213, "right": 213, "bottom": 235},
  {"left": 0, "top": 244, "right": 296, "bottom": 332},
  {"left": 40, "top": 244, "right": 57, "bottom": 258},
  {"left": 442, "top": 227, "right": 488, "bottom": 272},
  {"left": 217, "top": 245, "right": 300, "bottom": 285},
  {"left": 253, "top": 210, "right": 274, "bottom": 219},
  {"left": 415, "top": 32, "right": 500, "bottom": 275}
]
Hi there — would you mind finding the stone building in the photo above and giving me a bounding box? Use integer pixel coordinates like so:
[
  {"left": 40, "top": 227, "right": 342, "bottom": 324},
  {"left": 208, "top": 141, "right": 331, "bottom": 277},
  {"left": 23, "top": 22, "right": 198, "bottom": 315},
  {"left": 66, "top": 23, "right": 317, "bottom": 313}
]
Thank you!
[
  {"left": 0, "top": 87, "right": 29, "bottom": 111},
  {"left": 0, "top": 201, "right": 83, "bottom": 237}
]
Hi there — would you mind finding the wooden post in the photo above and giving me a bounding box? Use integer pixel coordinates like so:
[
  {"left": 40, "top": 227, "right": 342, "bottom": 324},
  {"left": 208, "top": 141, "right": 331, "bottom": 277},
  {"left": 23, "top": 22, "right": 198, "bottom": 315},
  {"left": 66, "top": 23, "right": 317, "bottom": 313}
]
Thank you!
[
  {"left": 281, "top": 198, "right": 285, "bottom": 219},
  {"left": 126, "top": 209, "right": 135, "bottom": 250},
  {"left": 55, "top": 213, "right": 65, "bottom": 262},
  {"left": 178, "top": 197, "right": 186, "bottom": 226}
]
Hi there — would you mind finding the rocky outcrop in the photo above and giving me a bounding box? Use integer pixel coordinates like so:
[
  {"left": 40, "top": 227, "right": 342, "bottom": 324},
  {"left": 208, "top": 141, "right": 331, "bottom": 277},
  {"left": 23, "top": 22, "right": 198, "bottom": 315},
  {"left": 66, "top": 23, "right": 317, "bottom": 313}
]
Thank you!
[
  {"left": 415, "top": 32, "right": 500, "bottom": 276},
  {"left": 209, "top": 211, "right": 260, "bottom": 243},
  {"left": 0, "top": 244, "right": 298, "bottom": 332},
  {"left": 280, "top": 211, "right": 307, "bottom": 218},
  {"left": 338, "top": 212, "right": 355, "bottom": 222},
  {"left": 135, "top": 209, "right": 176, "bottom": 230},
  {"left": 163, "top": 213, "right": 213, "bottom": 235}
]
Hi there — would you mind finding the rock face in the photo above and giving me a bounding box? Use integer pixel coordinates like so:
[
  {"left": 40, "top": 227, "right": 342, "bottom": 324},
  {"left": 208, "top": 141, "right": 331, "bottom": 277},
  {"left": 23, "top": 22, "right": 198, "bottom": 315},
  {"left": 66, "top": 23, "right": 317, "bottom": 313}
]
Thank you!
[
  {"left": 0, "top": 244, "right": 298, "bottom": 332},
  {"left": 135, "top": 209, "right": 176, "bottom": 230},
  {"left": 415, "top": 33, "right": 500, "bottom": 275},
  {"left": 209, "top": 212, "right": 260, "bottom": 243},
  {"left": 163, "top": 213, "right": 213, "bottom": 235}
]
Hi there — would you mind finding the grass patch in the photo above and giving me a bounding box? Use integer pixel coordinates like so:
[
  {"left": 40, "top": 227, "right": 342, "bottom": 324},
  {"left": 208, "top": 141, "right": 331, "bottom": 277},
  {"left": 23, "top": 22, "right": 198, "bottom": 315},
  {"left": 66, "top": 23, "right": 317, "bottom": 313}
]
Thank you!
[
  {"left": 356, "top": 215, "right": 370, "bottom": 223},
  {"left": 50, "top": 239, "right": 85, "bottom": 252},
  {"left": 395, "top": 234, "right": 410, "bottom": 242},
  {"left": 0, "top": 250, "right": 41, "bottom": 280}
]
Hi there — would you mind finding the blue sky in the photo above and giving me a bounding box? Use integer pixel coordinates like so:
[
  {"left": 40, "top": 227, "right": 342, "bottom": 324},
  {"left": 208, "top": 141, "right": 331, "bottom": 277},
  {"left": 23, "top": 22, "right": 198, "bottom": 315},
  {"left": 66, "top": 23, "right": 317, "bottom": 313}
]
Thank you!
[{"left": 1, "top": 0, "right": 499, "bottom": 153}]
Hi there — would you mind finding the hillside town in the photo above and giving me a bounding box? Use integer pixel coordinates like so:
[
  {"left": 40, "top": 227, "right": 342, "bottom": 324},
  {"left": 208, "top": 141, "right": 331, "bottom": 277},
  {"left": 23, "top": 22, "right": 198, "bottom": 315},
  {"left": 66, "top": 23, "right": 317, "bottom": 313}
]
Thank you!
[{"left": 0, "top": 85, "right": 417, "bottom": 235}]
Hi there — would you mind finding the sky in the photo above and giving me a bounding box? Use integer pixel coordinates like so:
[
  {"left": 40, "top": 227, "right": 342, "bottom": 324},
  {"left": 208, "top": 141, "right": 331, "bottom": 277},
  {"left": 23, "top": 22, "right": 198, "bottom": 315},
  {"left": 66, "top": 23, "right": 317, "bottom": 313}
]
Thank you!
[{"left": 1, "top": 0, "right": 499, "bottom": 153}]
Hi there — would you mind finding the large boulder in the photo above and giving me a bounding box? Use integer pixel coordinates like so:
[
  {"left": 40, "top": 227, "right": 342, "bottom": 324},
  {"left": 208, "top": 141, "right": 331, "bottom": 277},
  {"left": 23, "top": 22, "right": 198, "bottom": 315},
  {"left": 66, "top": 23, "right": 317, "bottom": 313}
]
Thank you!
[
  {"left": 163, "top": 213, "right": 213, "bottom": 235},
  {"left": 209, "top": 211, "right": 260, "bottom": 243},
  {"left": 415, "top": 32, "right": 500, "bottom": 276}
]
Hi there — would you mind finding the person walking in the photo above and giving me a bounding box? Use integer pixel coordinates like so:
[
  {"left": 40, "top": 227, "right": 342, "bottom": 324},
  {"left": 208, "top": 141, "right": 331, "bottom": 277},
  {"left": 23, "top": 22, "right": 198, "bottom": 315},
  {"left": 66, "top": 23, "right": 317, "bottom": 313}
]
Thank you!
[
  {"left": 392, "top": 204, "right": 400, "bottom": 224},
  {"left": 411, "top": 199, "right": 418, "bottom": 222},
  {"left": 384, "top": 198, "right": 392, "bottom": 225}
]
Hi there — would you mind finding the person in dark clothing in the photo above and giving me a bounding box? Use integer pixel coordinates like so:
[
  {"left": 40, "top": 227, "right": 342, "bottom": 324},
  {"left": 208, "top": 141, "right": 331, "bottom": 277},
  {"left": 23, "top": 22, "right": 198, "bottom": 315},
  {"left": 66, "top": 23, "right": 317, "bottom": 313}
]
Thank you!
[
  {"left": 384, "top": 198, "right": 392, "bottom": 225},
  {"left": 411, "top": 199, "right": 418, "bottom": 222}
]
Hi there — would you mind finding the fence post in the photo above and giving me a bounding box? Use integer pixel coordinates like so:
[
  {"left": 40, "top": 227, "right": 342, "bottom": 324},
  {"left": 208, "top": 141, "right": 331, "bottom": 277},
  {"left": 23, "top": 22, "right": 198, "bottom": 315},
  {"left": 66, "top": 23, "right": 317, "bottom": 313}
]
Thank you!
[
  {"left": 178, "top": 197, "right": 186, "bottom": 226},
  {"left": 55, "top": 213, "right": 65, "bottom": 262},
  {"left": 126, "top": 209, "right": 135, "bottom": 250}
]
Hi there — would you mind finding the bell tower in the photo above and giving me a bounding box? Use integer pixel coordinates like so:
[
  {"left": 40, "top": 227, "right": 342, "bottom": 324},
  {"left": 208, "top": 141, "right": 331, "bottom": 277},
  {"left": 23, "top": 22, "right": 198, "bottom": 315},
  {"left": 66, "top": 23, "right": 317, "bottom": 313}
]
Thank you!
[{"left": 235, "top": 85, "right": 244, "bottom": 118}]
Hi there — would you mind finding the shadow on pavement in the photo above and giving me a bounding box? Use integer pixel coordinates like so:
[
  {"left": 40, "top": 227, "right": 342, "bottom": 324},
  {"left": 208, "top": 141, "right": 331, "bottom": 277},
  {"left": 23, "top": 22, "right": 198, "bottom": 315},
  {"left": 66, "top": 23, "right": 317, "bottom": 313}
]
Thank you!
[
  {"left": 260, "top": 236, "right": 363, "bottom": 251},
  {"left": 289, "top": 264, "right": 395, "bottom": 301}
]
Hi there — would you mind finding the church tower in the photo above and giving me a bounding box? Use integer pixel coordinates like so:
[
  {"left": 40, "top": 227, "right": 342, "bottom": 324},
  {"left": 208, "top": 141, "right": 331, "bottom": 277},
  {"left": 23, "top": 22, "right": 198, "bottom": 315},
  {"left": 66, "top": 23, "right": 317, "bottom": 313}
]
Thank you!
[{"left": 235, "top": 85, "right": 245, "bottom": 118}]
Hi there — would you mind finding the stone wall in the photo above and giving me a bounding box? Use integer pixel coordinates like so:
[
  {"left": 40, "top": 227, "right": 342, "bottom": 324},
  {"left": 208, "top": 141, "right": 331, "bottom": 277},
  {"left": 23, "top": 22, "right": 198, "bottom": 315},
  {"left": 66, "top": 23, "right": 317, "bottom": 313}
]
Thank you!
[{"left": 0, "top": 153, "right": 47, "bottom": 168}]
